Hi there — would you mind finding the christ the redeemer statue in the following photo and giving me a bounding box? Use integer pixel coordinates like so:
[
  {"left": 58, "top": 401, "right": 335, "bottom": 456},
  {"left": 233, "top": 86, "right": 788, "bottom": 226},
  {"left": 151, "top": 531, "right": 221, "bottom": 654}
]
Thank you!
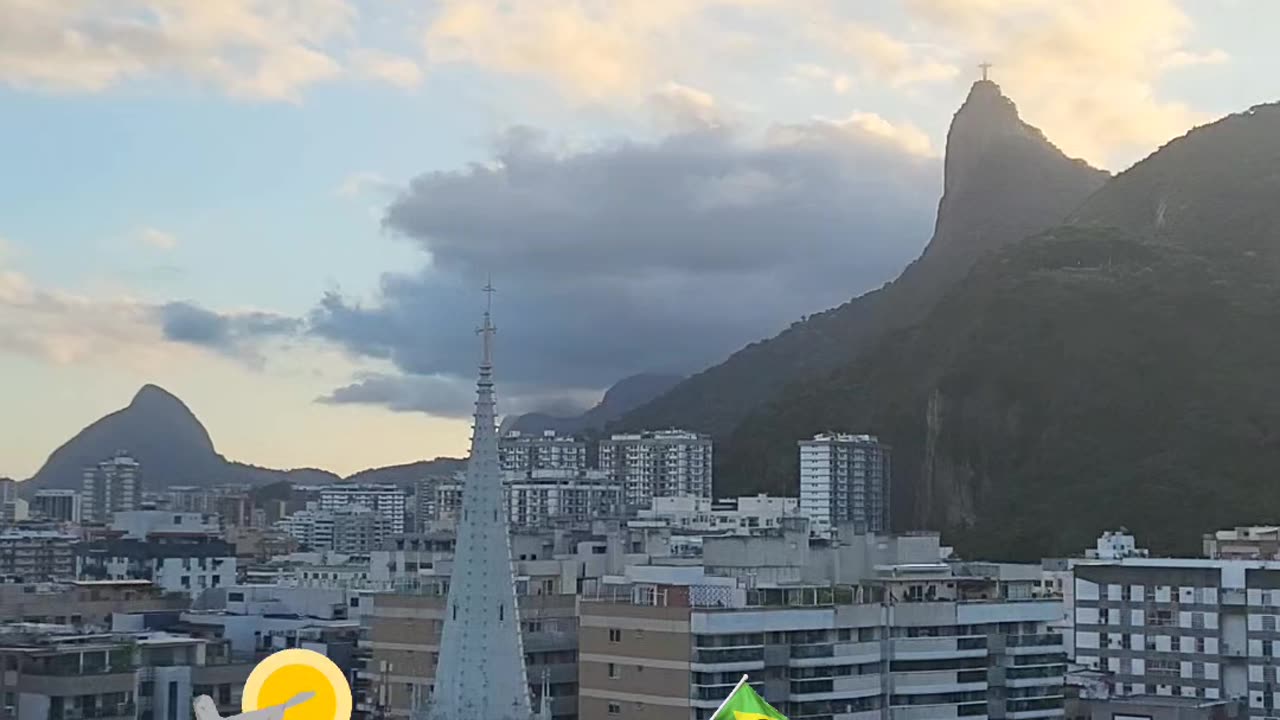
[{"left": 193, "top": 693, "right": 314, "bottom": 720}]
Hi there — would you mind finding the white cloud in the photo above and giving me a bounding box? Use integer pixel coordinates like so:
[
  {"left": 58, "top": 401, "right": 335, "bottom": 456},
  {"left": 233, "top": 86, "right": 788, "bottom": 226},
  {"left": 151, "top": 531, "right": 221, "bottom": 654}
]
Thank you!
[
  {"left": 649, "top": 82, "right": 725, "bottom": 131},
  {"left": 822, "top": 24, "right": 960, "bottom": 88},
  {"left": 788, "top": 64, "right": 854, "bottom": 95},
  {"left": 337, "top": 171, "right": 397, "bottom": 198},
  {"left": 901, "top": 0, "right": 1227, "bottom": 167},
  {"left": 422, "top": 0, "right": 783, "bottom": 100},
  {"left": 139, "top": 227, "right": 178, "bottom": 251},
  {"left": 0, "top": 263, "right": 174, "bottom": 369},
  {"left": 351, "top": 49, "right": 423, "bottom": 88},
  {"left": 839, "top": 112, "right": 935, "bottom": 157},
  {"left": 0, "top": 0, "right": 353, "bottom": 100}
]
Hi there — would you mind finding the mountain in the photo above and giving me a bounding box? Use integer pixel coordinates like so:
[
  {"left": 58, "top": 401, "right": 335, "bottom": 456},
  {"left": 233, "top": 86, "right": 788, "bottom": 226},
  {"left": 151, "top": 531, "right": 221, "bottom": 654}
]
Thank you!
[
  {"left": 721, "top": 100, "right": 1280, "bottom": 560},
  {"left": 22, "top": 384, "right": 459, "bottom": 494},
  {"left": 507, "top": 373, "right": 684, "bottom": 436},
  {"left": 344, "top": 458, "right": 467, "bottom": 487},
  {"left": 617, "top": 80, "right": 1109, "bottom": 439}
]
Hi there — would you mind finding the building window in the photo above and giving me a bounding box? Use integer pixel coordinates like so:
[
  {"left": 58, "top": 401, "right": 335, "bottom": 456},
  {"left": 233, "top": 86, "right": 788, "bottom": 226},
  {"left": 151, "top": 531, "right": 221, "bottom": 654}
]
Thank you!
[
  {"left": 608, "top": 663, "right": 619, "bottom": 679},
  {"left": 607, "top": 702, "right": 621, "bottom": 715},
  {"left": 1264, "top": 615, "right": 1277, "bottom": 632},
  {"left": 609, "top": 629, "right": 622, "bottom": 643}
]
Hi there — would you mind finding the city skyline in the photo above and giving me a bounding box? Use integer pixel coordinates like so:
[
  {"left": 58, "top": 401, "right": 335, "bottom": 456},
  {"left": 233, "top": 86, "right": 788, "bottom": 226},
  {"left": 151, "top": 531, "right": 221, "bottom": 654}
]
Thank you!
[{"left": 3, "top": 1, "right": 1279, "bottom": 478}]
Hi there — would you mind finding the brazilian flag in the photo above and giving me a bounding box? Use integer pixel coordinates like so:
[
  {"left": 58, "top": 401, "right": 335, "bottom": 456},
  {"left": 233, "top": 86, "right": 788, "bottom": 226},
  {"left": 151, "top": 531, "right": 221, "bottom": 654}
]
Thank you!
[{"left": 711, "top": 676, "right": 787, "bottom": 720}]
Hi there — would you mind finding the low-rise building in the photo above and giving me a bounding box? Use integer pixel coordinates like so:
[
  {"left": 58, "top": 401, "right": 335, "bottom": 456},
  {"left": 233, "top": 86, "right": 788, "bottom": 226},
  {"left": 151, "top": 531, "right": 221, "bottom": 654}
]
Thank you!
[
  {"left": 76, "top": 541, "right": 236, "bottom": 597},
  {"left": 0, "top": 580, "right": 187, "bottom": 627},
  {"left": 1204, "top": 527, "right": 1280, "bottom": 561},
  {"left": 110, "top": 511, "right": 222, "bottom": 542},
  {"left": 0, "top": 530, "right": 77, "bottom": 581},
  {"left": 31, "top": 491, "right": 81, "bottom": 524}
]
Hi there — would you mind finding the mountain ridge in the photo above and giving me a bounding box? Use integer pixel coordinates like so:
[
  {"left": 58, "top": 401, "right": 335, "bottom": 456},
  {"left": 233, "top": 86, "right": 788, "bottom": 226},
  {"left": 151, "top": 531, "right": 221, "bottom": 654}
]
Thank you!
[
  {"left": 615, "top": 80, "right": 1109, "bottom": 440},
  {"left": 22, "top": 384, "right": 462, "bottom": 495},
  {"left": 719, "top": 97, "right": 1280, "bottom": 559}
]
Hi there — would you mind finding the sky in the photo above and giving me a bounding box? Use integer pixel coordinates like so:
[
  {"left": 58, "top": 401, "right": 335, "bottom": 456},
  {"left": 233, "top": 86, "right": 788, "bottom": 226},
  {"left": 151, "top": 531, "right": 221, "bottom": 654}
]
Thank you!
[{"left": 1, "top": 0, "right": 1277, "bottom": 479}]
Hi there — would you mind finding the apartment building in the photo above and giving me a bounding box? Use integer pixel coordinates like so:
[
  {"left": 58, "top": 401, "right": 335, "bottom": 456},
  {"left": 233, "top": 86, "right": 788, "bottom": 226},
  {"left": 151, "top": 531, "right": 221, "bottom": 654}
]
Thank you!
[
  {"left": 599, "top": 430, "right": 713, "bottom": 509},
  {"left": 0, "top": 530, "right": 77, "bottom": 581},
  {"left": 31, "top": 491, "right": 81, "bottom": 524},
  {"left": 798, "top": 433, "right": 891, "bottom": 537},
  {"left": 81, "top": 454, "right": 141, "bottom": 524},
  {"left": 279, "top": 506, "right": 389, "bottom": 553},
  {"left": 357, "top": 591, "right": 579, "bottom": 720},
  {"left": 0, "top": 580, "right": 188, "bottom": 627},
  {"left": 632, "top": 495, "right": 801, "bottom": 536},
  {"left": 500, "top": 430, "right": 588, "bottom": 472},
  {"left": 580, "top": 557, "right": 1066, "bottom": 719},
  {"left": 432, "top": 470, "right": 623, "bottom": 529},
  {"left": 318, "top": 484, "right": 406, "bottom": 535},
  {"left": 76, "top": 540, "right": 237, "bottom": 597},
  {"left": 0, "top": 626, "right": 253, "bottom": 720},
  {"left": 1070, "top": 558, "right": 1280, "bottom": 717},
  {"left": 1204, "top": 527, "right": 1280, "bottom": 561}
]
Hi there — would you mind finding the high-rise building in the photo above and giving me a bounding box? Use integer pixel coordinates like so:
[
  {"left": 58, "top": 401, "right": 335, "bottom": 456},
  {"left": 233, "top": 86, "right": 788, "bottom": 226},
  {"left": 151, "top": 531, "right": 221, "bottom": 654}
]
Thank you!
[
  {"left": 499, "top": 431, "right": 587, "bottom": 472},
  {"left": 432, "top": 469, "right": 623, "bottom": 529},
  {"left": 599, "top": 430, "right": 713, "bottom": 509},
  {"left": 319, "top": 484, "right": 406, "bottom": 534},
  {"left": 798, "top": 433, "right": 891, "bottom": 537},
  {"left": 81, "top": 453, "right": 141, "bottom": 523},
  {"left": 32, "top": 489, "right": 82, "bottom": 523},
  {"left": 424, "top": 290, "right": 542, "bottom": 720},
  {"left": 0, "top": 477, "right": 17, "bottom": 503}
]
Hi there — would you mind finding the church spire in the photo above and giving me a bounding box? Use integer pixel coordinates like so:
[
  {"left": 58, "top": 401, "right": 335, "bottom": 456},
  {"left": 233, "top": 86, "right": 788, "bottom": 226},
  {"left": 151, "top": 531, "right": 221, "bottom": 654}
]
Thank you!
[{"left": 425, "top": 281, "right": 536, "bottom": 720}]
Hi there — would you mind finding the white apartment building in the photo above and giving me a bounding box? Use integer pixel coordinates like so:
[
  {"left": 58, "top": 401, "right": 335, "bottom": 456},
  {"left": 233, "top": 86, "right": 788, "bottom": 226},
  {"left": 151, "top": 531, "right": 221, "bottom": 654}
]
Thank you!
[
  {"left": 433, "top": 469, "right": 623, "bottom": 528},
  {"left": 77, "top": 540, "right": 237, "bottom": 597},
  {"left": 32, "top": 489, "right": 82, "bottom": 523},
  {"left": 318, "top": 483, "right": 406, "bottom": 534},
  {"left": 798, "top": 433, "right": 890, "bottom": 537},
  {"left": 599, "top": 429, "right": 713, "bottom": 509},
  {"left": 110, "top": 510, "right": 221, "bottom": 540},
  {"left": 499, "top": 430, "right": 588, "bottom": 472},
  {"left": 81, "top": 453, "right": 141, "bottom": 523},
  {"left": 631, "top": 495, "right": 800, "bottom": 535},
  {"left": 1072, "top": 557, "right": 1280, "bottom": 717},
  {"left": 279, "top": 505, "right": 389, "bottom": 553},
  {"left": 1204, "top": 526, "right": 1280, "bottom": 561}
]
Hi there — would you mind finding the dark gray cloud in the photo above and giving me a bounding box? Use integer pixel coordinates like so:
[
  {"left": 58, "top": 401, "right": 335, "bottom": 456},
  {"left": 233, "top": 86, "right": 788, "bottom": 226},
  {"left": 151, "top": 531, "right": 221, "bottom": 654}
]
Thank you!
[
  {"left": 157, "top": 301, "right": 301, "bottom": 360},
  {"left": 310, "top": 116, "right": 940, "bottom": 413},
  {"left": 161, "top": 115, "right": 941, "bottom": 416},
  {"left": 318, "top": 372, "right": 597, "bottom": 419}
]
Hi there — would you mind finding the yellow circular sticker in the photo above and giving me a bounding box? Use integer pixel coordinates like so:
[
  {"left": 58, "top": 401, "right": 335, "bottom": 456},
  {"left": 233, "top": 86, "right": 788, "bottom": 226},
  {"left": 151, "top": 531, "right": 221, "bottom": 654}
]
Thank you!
[{"left": 241, "top": 648, "right": 352, "bottom": 720}]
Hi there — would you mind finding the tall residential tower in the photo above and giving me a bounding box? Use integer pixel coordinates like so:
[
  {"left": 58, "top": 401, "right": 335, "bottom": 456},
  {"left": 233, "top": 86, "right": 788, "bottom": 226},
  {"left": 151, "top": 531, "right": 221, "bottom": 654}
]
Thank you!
[{"left": 424, "top": 287, "right": 542, "bottom": 720}]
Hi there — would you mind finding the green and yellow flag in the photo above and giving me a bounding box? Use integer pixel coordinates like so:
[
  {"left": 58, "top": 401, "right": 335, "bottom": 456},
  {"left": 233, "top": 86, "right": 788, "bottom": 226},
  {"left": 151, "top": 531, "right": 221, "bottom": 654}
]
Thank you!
[{"left": 711, "top": 676, "right": 787, "bottom": 720}]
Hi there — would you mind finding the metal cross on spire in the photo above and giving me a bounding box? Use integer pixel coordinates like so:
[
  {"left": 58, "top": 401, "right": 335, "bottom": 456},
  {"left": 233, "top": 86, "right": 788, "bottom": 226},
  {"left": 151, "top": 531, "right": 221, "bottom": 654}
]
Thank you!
[
  {"left": 978, "top": 61, "right": 993, "bottom": 81},
  {"left": 478, "top": 277, "right": 497, "bottom": 367}
]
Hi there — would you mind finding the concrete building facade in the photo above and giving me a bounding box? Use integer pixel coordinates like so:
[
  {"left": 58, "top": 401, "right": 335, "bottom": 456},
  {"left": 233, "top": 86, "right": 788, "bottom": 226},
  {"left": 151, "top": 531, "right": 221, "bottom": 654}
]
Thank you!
[
  {"left": 81, "top": 454, "right": 141, "bottom": 524},
  {"left": 500, "top": 431, "right": 588, "bottom": 473},
  {"left": 31, "top": 491, "right": 81, "bottom": 524},
  {"left": 798, "top": 433, "right": 890, "bottom": 537},
  {"left": 318, "top": 484, "right": 406, "bottom": 535},
  {"left": 599, "top": 430, "right": 713, "bottom": 510}
]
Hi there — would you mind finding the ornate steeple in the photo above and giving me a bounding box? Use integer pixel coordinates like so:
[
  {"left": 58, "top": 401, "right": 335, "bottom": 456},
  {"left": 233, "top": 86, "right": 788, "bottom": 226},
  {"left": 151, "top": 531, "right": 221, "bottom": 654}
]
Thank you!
[{"left": 425, "top": 282, "right": 537, "bottom": 720}]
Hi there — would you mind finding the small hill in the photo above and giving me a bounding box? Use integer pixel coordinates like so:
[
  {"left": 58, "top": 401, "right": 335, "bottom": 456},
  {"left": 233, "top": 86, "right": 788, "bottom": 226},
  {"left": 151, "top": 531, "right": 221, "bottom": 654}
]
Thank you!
[
  {"left": 721, "top": 100, "right": 1280, "bottom": 559},
  {"left": 508, "top": 373, "right": 684, "bottom": 435},
  {"left": 344, "top": 458, "right": 467, "bottom": 487},
  {"left": 617, "top": 80, "right": 1109, "bottom": 439}
]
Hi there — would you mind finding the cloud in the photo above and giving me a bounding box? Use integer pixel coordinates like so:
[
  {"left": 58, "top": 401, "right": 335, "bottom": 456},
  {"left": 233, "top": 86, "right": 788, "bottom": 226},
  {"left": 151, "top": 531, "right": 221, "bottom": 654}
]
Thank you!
[
  {"left": 139, "top": 227, "right": 178, "bottom": 251},
  {"left": 351, "top": 49, "right": 423, "bottom": 89},
  {"left": 307, "top": 114, "right": 940, "bottom": 415},
  {"left": 319, "top": 372, "right": 599, "bottom": 419},
  {"left": 0, "top": 263, "right": 175, "bottom": 369},
  {"left": 788, "top": 64, "right": 854, "bottom": 95},
  {"left": 0, "top": 0, "right": 353, "bottom": 100},
  {"left": 421, "top": 0, "right": 782, "bottom": 100},
  {"left": 156, "top": 301, "right": 301, "bottom": 363},
  {"left": 815, "top": 24, "right": 959, "bottom": 88},
  {"left": 336, "top": 171, "right": 398, "bottom": 198},
  {"left": 900, "top": 0, "right": 1227, "bottom": 167},
  {"left": 649, "top": 82, "right": 726, "bottom": 132}
]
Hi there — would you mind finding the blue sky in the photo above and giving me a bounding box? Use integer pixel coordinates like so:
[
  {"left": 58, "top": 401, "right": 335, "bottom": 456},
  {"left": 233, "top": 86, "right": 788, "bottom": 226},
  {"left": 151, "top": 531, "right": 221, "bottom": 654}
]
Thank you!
[{"left": 2, "top": 0, "right": 1277, "bottom": 478}]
